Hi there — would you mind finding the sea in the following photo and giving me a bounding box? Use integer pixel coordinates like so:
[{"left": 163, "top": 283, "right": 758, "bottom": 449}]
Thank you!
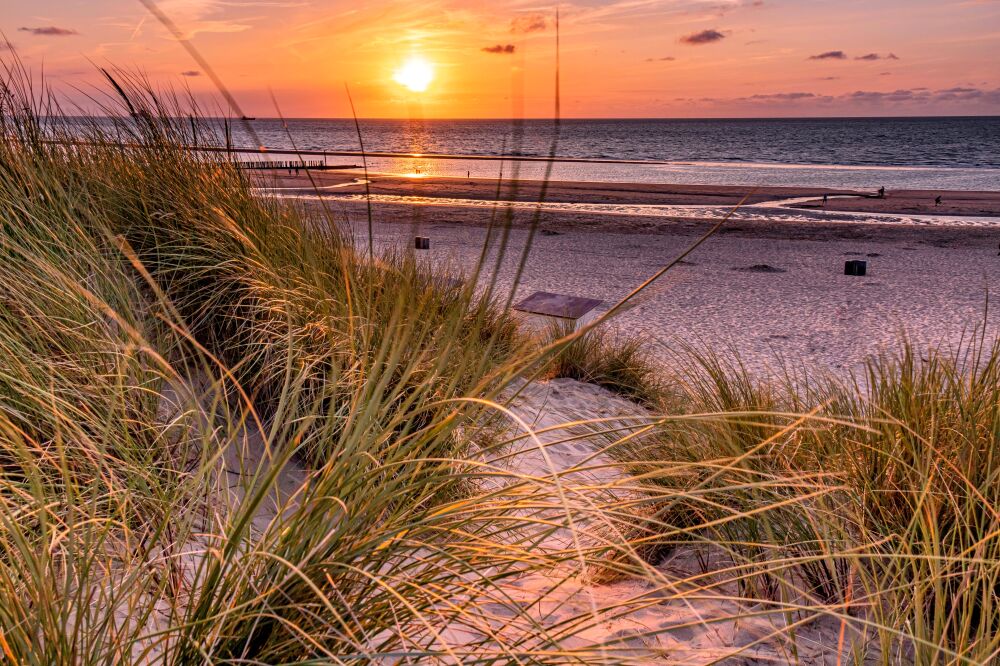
[{"left": 223, "top": 116, "right": 1000, "bottom": 191}]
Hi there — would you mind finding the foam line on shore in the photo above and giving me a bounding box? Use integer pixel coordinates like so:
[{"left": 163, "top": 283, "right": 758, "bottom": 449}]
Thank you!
[{"left": 276, "top": 191, "right": 1000, "bottom": 227}]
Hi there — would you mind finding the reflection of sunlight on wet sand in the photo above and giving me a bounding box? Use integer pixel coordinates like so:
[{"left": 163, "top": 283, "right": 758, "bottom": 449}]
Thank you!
[
  {"left": 254, "top": 179, "right": 370, "bottom": 192},
  {"left": 275, "top": 191, "right": 1000, "bottom": 228}
]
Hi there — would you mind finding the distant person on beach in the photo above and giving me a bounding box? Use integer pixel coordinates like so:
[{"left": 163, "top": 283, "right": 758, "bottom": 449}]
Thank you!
[
  {"left": 935, "top": 195, "right": 942, "bottom": 206},
  {"left": 878, "top": 186, "right": 886, "bottom": 198},
  {"left": 822, "top": 194, "right": 828, "bottom": 206}
]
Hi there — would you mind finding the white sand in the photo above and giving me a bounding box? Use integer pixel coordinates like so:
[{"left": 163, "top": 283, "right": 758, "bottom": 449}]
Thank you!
[
  {"left": 468, "top": 377, "right": 875, "bottom": 664},
  {"left": 335, "top": 208, "right": 1000, "bottom": 379}
]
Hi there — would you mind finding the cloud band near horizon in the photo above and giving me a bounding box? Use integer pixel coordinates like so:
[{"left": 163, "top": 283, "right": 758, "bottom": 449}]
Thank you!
[{"left": 18, "top": 26, "right": 78, "bottom": 36}]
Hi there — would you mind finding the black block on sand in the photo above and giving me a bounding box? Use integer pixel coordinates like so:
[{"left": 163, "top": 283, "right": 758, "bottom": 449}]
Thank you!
[{"left": 844, "top": 260, "right": 867, "bottom": 276}]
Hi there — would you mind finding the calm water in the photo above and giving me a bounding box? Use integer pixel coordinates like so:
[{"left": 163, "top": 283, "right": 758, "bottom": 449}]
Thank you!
[
  {"left": 223, "top": 117, "right": 1000, "bottom": 190},
  {"left": 240, "top": 117, "right": 999, "bottom": 167}
]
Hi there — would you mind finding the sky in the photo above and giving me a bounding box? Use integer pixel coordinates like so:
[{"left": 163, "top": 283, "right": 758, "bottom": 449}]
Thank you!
[{"left": 3, "top": 0, "right": 1000, "bottom": 118}]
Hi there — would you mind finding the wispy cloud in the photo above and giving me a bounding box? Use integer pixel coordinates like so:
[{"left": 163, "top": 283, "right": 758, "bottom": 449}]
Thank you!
[
  {"left": 855, "top": 52, "right": 900, "bottom": 60},
  {"left": 150, "top": 0, "right": 307, "bottom": 38},
  {"left": 180, "top": 70, "right": 201, "bottom": 76},
  {"left": 808, "top": 50, "right": 846, "bottom": 60},
  {"left": 510, "top": 13, "right": 547, "bottom": 34},
  {"left": 482, "top": 43, "right": 515, "bottom": 54},
  {"left": 700, "top": 86, "right": 1000, "bottom": 108},
  {"left": 18, "top": 26, "right": 78, "bottom": 37},
  {"left": 645, "top": 56, "right": 676, "bottom": 62},
  {"left": 680, "top": 28, "right": 726, "bottom": 45},
  {"left": 747, "top": 91, "right": 818, "bottom": 101}
]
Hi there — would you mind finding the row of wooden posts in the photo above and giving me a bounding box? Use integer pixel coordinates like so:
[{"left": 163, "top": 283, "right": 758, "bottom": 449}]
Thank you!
[{"left": 239, "top": 160, "right": 328, "bottom": 170}]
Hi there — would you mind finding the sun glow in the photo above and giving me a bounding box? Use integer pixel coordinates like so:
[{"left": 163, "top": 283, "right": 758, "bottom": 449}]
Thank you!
[{"left": 393, "top": 56, "right": 435, "bottom": 93}]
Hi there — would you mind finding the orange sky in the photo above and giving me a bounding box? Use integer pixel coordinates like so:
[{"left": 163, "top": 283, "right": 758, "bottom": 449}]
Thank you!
[{"left": 4, "top": 0, "right": 1000, "bottom": 118}]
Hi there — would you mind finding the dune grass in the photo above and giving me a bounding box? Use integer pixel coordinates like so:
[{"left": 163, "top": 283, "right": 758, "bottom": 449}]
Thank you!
[
  {"left": 613, "top": 338, "right": 1000, "bottom": 664},
  {"left": 540, "top": 322, "right": 669, "bottom": 407},
  {"left": 1, "top": 59, "right": 999, "bottom": 665},
  {"left": 0, "top": 67, "right": 563, "bottom": 662}
]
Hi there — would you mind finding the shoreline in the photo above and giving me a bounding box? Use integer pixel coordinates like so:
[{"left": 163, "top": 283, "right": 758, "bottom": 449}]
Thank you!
[
  {"left": 259, "top": 169, "right": 1000, "bottom": 219},
  {"left": 309, "top": 199, "right": 1000, "bottom": 246}
]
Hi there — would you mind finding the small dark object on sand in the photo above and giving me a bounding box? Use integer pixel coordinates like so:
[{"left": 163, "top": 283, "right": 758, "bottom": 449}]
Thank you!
[
  {"left": 540, "top": 229, "right": 562, "bottom": 236},
  {"left": 415, "top": 236, "right": 430, "bottom": 250},
  {"left": 735, "top": 264, "right": 786, "bottom": 273},
  {"left": 935, "top": 195, "right": 942, "bottom": 206},
  {"left": 878, "top": 186, "right": 886, "bottom": 198},
  {"left": 845, "top": 260, "right": 867, "bottom": 276}
]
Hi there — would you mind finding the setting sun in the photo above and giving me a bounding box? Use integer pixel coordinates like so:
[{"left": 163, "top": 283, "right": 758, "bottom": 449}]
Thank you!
[{"left": 393, "top": 56, "right": 434, "bottom": 93}]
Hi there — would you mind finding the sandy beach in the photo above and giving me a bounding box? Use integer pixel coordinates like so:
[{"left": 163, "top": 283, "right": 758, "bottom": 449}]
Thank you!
[{"left": 276, "top": 172, "right": 1000, "bottom": 378}]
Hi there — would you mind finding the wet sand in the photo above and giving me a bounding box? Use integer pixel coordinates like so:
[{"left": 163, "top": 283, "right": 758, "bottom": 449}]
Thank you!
[
  {"left": 793, "top": 188, "right": 1000, "bottom": 217},
  {"left": 261, "top": 169, "right": 1000, "bottom": 217}
]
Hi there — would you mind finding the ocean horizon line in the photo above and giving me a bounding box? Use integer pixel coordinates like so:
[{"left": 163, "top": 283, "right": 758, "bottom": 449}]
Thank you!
[{"left": 59, "top": 114, "right": 1000, "bottom": 122}]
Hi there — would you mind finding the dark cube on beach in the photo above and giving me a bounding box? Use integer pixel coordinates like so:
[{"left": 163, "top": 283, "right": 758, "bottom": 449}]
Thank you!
[
  {"left": 844, "top": 260, "right": 867, "bottom": 276},
  {"left": 415, "top": 236, "right": 430, "bottom": 250}
]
